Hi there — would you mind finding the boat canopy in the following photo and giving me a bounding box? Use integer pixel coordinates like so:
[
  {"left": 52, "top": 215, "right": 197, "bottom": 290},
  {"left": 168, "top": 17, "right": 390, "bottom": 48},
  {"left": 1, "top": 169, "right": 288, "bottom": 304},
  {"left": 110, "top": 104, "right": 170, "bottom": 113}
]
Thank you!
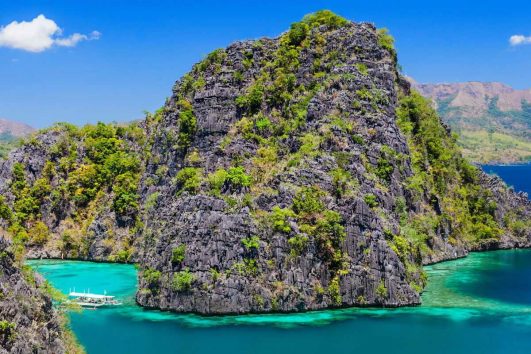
[{"left": 69, "top": 292, "right": 115, "bottom": 299}]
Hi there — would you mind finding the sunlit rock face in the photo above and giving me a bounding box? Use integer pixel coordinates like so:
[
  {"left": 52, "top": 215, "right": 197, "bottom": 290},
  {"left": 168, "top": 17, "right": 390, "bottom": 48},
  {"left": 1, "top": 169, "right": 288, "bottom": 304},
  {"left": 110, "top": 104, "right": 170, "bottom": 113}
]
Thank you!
[
  {"left": 133, "top": 15, "right": 530, "bottom": 314},
  {"left": 0, "top": 12, "right": 529, "bottom": 316},
  {"left": 0, "top": 239, "right": 67, "bottom": 354}
]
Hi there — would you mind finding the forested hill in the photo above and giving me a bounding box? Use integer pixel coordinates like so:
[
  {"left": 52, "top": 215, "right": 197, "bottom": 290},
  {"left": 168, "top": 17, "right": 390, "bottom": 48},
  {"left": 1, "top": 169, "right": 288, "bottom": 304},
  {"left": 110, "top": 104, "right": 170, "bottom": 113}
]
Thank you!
[
  {"left": 0, "top": 119, "right": 35, "bottom": 159},
  {"left": 414, "top": 82, "right": 531, "bottom": 164}
]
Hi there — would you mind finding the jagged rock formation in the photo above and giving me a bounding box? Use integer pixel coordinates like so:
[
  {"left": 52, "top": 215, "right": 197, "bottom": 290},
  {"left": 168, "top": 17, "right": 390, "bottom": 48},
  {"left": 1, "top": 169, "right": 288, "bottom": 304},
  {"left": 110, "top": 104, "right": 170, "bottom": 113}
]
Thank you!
[
  {"left": 133, "top": 13, "right": 530, "bottom": 313},
  {"left": 0, "top": 11, "right": 529, "bottom": 315},
  {"left": 136, "top": 15, "right": 423, "bottom": 313},
  {"left": 0, "top": 123, "right": 144, "bottom": 261},
  {"left": 473, "top": 173, "right": 531, "bottom": 250},
  {"left": 0, "top": 238, "right": 77, "bottom": 353}
]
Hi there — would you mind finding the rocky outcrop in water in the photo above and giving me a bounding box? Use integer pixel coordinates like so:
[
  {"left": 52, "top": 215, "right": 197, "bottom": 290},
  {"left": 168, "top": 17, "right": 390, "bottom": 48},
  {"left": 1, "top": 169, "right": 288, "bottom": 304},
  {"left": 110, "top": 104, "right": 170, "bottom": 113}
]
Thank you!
[
  {"left": 0, "top": 11, "right": 529, "bottom": 315},
  {"left": 135, "top": 17, "right": 425, "bottom": 313},
  {"left": 472, "top": 173, "right": 531, "bottom": 250},
  {"left": 132, "top": 13, "right": 530, "bottom": 314}
]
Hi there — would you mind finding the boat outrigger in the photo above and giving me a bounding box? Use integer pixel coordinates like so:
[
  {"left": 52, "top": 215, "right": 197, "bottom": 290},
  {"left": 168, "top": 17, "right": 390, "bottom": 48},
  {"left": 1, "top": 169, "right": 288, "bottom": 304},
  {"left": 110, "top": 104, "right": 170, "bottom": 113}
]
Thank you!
[{"left": 68, "top": 291, "right": 122, "bottom": 309}]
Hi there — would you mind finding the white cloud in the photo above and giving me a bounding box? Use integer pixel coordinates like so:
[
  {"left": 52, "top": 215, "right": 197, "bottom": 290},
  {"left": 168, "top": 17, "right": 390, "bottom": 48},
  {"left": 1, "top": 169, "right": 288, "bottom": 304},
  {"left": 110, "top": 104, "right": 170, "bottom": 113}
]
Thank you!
[
  {"left": 55, "top": 31, "right": 101, "bottom": 47},
  {"left": 0, "top": 14, "right": 100, "bottom": 52},
  {"left": 509, "top": 34, "right": 531, "bottom": 46}
]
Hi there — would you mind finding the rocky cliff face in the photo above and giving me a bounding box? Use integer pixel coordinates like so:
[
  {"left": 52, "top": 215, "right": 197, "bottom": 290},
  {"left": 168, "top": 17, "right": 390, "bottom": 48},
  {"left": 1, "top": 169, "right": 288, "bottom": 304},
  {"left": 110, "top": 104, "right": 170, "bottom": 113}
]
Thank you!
[
  {"left": 0, "top": 238, "right": 74, "bottom": 353},
  {"left": 135, "top": 16, "right": 424, "bottom": 313},
  {"left": 133, "top": 13, "right": 530, "bottom": 314},
  {"left": 0, "top": 11, "right": 530, "bottom": 316},
  {"left": 0, "top": 123, "right": 144, "bottom": 261},
  {"left": 473, "top": 173, "right": 531, "bottom": 250}
]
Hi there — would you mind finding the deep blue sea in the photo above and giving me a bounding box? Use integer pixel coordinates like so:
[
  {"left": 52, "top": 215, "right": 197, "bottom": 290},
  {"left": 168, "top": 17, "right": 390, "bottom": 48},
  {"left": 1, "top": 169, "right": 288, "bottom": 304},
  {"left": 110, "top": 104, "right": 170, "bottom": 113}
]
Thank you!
[
  {"left": 482, "top": 163, "right": 531, "bottom": 195},
  {"left": 28, "top": 164, "right": 531, "bottom": 354}
]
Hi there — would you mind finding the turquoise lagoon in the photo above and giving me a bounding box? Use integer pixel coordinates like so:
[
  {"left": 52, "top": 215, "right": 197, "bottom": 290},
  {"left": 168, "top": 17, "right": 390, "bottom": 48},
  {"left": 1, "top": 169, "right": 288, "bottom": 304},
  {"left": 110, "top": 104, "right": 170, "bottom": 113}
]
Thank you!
[
  {"left": 29, "top": 249, "right": 531, "bottom": 354},
  {"left": 28, "top": 164, "right": 531, "bottom": 354}
]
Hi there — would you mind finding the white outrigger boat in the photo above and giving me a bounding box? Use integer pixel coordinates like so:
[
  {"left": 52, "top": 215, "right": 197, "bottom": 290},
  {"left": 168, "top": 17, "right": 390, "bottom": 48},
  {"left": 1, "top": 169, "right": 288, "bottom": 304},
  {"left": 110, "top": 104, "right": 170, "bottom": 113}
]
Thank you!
[{"left": 68, "top": 291, "right": 122, "bottom": 309}]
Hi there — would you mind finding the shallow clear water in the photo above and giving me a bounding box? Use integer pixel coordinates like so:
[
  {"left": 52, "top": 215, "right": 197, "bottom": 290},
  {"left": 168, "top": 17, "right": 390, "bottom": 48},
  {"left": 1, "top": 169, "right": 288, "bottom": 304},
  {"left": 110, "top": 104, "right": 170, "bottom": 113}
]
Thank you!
[
  {"left": 28, "top": 164, "right": 531, "bottom": 354},
  {"left": 29, "top": 249, "right": 531, "bottom": 354}
]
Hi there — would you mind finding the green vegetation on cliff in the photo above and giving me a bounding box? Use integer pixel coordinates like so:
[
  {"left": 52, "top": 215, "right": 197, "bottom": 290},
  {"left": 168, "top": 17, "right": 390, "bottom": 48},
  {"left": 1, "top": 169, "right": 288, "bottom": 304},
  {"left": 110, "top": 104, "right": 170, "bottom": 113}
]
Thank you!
[
  {"left": 396, "top": 91, "right": 503, "bottom": 253},
  {"left": 135, "top": 10, "right": 528, "bottom": 314},
  {"left": 0, "top": 122, "right": 145, "bottom": 260},
  {"left": 0, "top": 11, "right": 529, "bottom": 315},
  {"left": 0, "top": 239, "right": 85, "bottom": 353}
]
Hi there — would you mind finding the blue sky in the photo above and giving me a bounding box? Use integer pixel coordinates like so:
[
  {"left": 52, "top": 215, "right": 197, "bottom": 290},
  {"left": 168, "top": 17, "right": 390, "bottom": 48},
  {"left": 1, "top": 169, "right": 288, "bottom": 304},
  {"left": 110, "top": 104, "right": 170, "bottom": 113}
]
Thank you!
[{"left": 0, "top": 0, "right": 530, "bottom": 128}]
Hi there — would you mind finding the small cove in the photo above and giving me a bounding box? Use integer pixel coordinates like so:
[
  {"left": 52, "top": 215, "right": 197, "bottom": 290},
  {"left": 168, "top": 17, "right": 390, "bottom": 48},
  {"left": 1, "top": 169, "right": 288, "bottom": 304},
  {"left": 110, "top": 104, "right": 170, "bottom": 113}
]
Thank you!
[
  {"left": 29, "top": 249, "right": 531, "bottom": 354},
  {"left": 28, "top": 164, "right": 531, "bottom": 354}
]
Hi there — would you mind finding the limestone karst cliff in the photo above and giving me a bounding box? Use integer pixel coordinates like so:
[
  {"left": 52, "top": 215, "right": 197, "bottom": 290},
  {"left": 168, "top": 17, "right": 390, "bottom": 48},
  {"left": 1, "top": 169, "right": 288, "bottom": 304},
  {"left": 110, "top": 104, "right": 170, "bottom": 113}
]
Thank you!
[
  {"left": 0, "top": 238, "right": 81, "bottom": 353},
  {"left": 0, "top": 11, "right": 529, "bottom": 315},
  {"left": 133, "top": 12, "right": 530, "bottom": 313}
]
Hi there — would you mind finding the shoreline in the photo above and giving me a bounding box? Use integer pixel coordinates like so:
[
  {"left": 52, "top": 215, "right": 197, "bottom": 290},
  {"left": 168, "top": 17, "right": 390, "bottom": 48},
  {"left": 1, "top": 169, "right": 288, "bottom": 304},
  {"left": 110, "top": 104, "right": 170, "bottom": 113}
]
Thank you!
[
  {"left": 28, "top": 246, "right": 531, "bottom": 318},
  {"left": 26, "top": 256, "right": 137, "bottom": 266},
  {"left": 481, "top": 161, "right": 531, "bottom": 167}
]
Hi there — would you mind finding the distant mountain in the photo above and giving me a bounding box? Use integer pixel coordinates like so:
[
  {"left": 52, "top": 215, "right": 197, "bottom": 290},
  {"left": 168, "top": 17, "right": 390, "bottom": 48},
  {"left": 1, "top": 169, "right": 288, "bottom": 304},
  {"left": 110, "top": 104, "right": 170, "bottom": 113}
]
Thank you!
[
  {"left": 0, "top": 118, "right": 35, "bottom": 158},
  {"left": 0, "top": 118, "right": 34, "bottom": 137},
  {"left": 413, "top": 82, "right": 531, "bottom": 164}
]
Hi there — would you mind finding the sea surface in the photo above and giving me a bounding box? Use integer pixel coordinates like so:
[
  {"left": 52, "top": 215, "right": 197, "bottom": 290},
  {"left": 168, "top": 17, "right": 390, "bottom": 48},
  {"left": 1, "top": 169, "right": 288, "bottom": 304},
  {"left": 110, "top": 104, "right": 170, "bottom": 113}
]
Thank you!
[
  {"left": 28, "top": 164, "right": 531, "bottom": 354},
  {"left": 482, "top": 163, "right": 531, "bottom": 195},
  {"left": 29, "top": 250, "right": 531, "bottom": 354}
]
